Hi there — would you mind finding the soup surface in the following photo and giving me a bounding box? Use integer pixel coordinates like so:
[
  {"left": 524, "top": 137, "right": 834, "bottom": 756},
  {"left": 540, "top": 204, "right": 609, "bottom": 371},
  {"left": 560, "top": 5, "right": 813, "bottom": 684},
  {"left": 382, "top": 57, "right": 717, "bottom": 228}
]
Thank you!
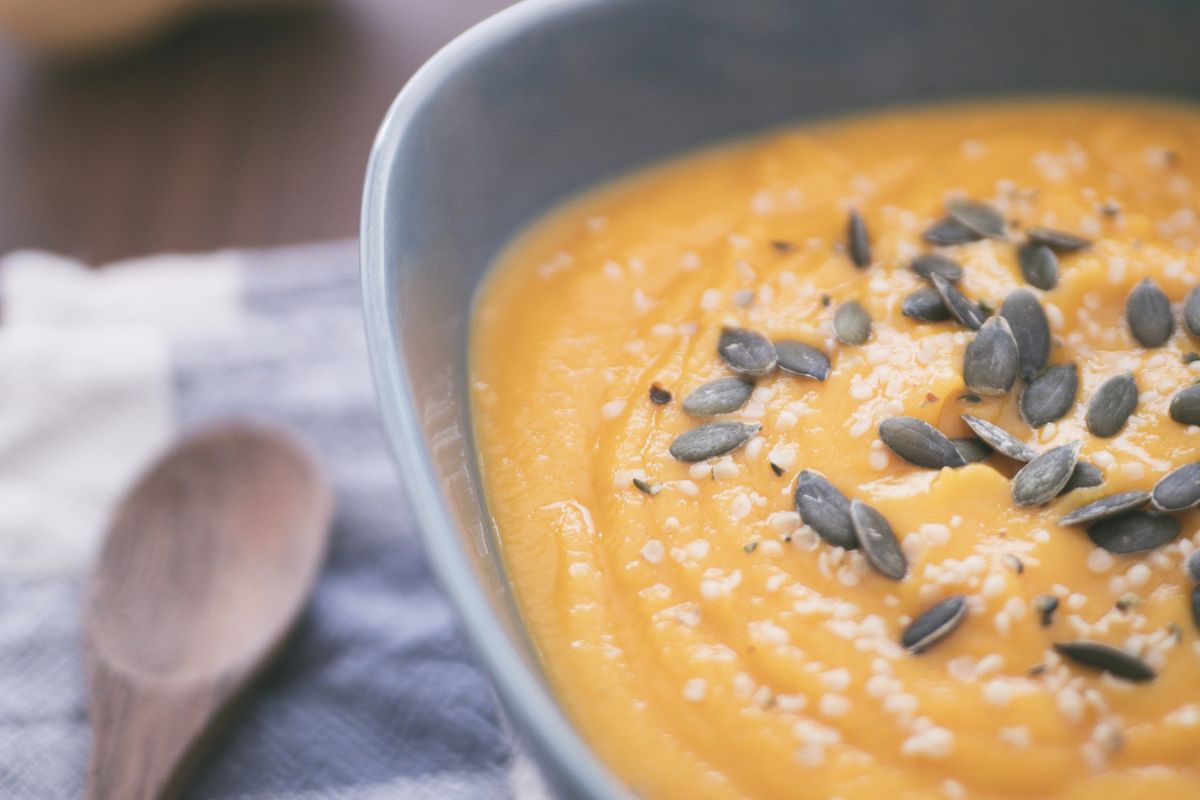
[{"left": 471, "top": 100, "right": 1200, "bottom": 799}]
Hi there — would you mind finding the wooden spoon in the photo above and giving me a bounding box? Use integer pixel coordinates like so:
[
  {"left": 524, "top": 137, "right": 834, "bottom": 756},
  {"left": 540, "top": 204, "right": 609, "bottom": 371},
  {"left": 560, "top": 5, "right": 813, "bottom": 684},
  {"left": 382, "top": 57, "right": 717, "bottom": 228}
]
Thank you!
[{"left": 84, "top": 423, "right": 333, "bottom": 800}]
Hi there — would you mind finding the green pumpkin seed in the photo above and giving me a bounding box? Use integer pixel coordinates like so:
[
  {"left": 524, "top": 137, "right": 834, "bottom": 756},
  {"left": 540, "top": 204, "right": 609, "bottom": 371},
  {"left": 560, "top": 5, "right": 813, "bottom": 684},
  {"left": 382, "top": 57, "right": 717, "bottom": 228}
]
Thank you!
[
  {"left": 849, "top": 499, "right": 907, "bottom": 580},
  {"left": 1026, "top": 227, "right": 1092, "bottom": 252},
  {"left": 834, "top": 300, "right": 872, "bottom": 345},
  {"left": 931, "top": 273, "right": 985, "bottom": 331},
  {"left": 1000, "top": 289, "right": 1051, "bottom": 381},
  {"left": 1126, "top": 278, "right": 1175, "bottom": 348},
  {"left": 1087, "top": 510, "right": 1180, "bottom": 554},
  {"left": 923, "top": 216, "right": 984, "bottom": 246},
  {"left": 847, "top": 209, "right": 871, "bottom": 268},
  {"left": 952, "top": 437, "right": 992, "bottom": 463},
  {"left": 1012, "top": 441, "right": 1081, "bottom": 507},
  {"left": 961, "top": 415, "right": 1037, "bottom": 462},
  {"left": 774, "top": 340, "right": 831, "bottom": 381},
  {"left": 1059, "top": 491, "right": 1150, "bottom": 526},
  {"left": 1018, "top": 242, "right": 1059, "bottom": 290},
  {"left": 1053, "top": 641, "right": 1156, "bottom": 683},
  {"left": 1151, "top": 461, "right": 1200, "bottom": 512},
  {"left": 1185, "top": 286, "right": 1200, "bottom": 339},
  {"left": 1086, "top": 372, "right": 1138, "bottom": 438},
  {"left": 962, "top": 315, "right": 1019, "bottom": 396},
  {"left": 794, "top": 470, "right": 857, "bottom": 549},
  {"left": 1170, "top": 384, "right": 1200, "bottom": 425},
  {"left": 1060, "top": 462, "right": 1104, "bottom": 495},
  {"left": 669, "top": 421, "right": 761, "bottom": 462},
  {"left": 902, "top": 595, "right": 967, "bottom": 653},
  {"left": 902, "top": 287, "right": 951, "bottom": 322},
  {"left": 879, "top": 416, "right": 967, "bottom": 469},
  {"left": 946, "top": 198, "right": 1007, "bottom": 239},
  {"left": 1187, "top": 550, "right": 1200, "bottom": 583},
  {"left": 682, "top": 377, "right": 754, "bottom": 416},
  {"left": 910, "top": 253, "right": 964, "bottom": 283},
  {"left": 1020, "top": 363, "right": 1078, "bottom": 428},
  {"left": 718, "top": 327, "right": 778, "bottom": 376}
]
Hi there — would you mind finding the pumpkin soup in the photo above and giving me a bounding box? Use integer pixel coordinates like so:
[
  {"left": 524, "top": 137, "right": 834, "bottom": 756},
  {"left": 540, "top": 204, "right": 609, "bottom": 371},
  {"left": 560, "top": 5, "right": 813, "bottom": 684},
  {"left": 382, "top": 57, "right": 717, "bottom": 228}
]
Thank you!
[{"left": 471, "top": 99, "right": 1200, "bottom": 799}]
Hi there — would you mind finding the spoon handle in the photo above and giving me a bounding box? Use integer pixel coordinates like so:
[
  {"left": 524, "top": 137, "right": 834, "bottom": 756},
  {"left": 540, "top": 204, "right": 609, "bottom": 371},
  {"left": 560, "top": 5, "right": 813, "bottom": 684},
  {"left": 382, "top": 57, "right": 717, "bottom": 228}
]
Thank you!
[{"left": 86, "top": 668, "right": 228, "bottom": 800}]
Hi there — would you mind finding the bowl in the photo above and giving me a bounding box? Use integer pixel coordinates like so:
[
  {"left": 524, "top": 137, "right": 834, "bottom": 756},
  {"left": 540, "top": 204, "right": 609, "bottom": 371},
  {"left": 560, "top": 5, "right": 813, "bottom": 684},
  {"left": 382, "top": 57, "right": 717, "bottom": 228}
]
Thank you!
[{"left": 360, "top": 1, "right": 1199, "bottom": 796}]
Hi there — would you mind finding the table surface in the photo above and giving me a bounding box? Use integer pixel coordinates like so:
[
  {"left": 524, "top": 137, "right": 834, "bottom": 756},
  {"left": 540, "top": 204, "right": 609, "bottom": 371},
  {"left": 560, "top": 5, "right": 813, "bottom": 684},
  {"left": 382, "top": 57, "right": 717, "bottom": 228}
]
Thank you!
[{"left": 0, "top": 0, "right": 512, "bottom": 264}]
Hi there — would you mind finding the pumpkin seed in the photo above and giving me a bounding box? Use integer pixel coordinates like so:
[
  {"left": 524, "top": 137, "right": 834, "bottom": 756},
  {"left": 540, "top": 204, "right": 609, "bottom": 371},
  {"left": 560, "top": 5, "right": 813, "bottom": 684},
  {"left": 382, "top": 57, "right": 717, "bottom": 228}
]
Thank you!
[
  {"left": 962, "top": 315, "right": 1019, "bottom": 396},
  {"left": 1126, "top": 278, "right": 1175, "bottom": 348},
  {"left": 774, "top": 340, "right": 831, "bottom": 381},
  {"left": 901, "top": 595, "right": 967, "bottom": 653},
  {"left": 1059, "top": 491, "right": 1150, "bottom": 526},
  {"left": 879, "top": 416, "right": 967, "bottom": 469},
  {"left": 649, "top": 384, "right": 672, "bottom": 405},
  {"left": 946, "top": 198, "right": 1006, "bottom": 239},
  {"left": 632, "top": 477, "right": 661, "bottom": 496},
  {"left": 834, "top": 300, "right": 872, "bottom": 345},
  {"left": 1170, "top": 384, "right": 1200, "bottom": 425},
  {"left": 931, "top": 273, "right": 985, "bottom": 331},
  {"left": 1187, "top": 550, "right": 1200, "bottom": 582},
  {"left": 1000, "top": 289, "right": 1051, "bottom": 381},
  {"left": 1018, "top": 242, "right": 1059, "bottom": 290},
  {"left": 1011, "top": 441, "right": 1081, "bottom": 507},
  {"left": 1151, "top": 461, "right": 1200, "bottom": 512},
  {"left": 1004, "top": 554, "right": 1025, "bottom": 574},
  {"left": 682, "top": 377, "right": 754, "bottom": 416},
  {"left": 1086, "top": 372, "right": 1138, "bottom": 438},
  {"left": 1192, "top": 586, "right": 1200, "bottom": 632},
  {"left": 718, "top": 327, "right": 778, "bottom": 376},
  {"left": 847, "top": 209, "right": 871, "bottom": 268},
  {"left": 910, "top": 253, "right": 964, "bottom": 283},
  {"left": 923, "top": 216, "right": 984, "bottom": 246},
  {"left": 1026, "top": 227, "right": 1092, "bottom": 252},
  {"left": 1035, "top": 594, "right": 1059, "bottom": 626},
  {"left": 1087, "top": 510, "right": 1180, "bottom": 554},
  {"left": 1020, "top": 363, "right": 1078, "bottom": 428},
  {"left": 669, "top": 421, "right": 761, "bottom": 462},
  {"left": 849, "top": 499, "right": 907, "bottom": 580},
  {"left": 1053, "top": 641, "right": 1156, "bottom": 683},
  {"left": 952, "top": 437, "right": 992, "bottom": 463},
  {"left": 961, "top": 415, "right": 1037, "bottom": 462},
  {"left": 1185, "top": 286, "right": 1200, "bottom": 339},
  {"left": 793, "top": 470, "right": 857, "bottom": 549},
  {"left": 1060, "top": 462, "right": 1104, "bottom": 495},
  {"left": 902, "top": 287, "right": 951, "bottom": 322}
]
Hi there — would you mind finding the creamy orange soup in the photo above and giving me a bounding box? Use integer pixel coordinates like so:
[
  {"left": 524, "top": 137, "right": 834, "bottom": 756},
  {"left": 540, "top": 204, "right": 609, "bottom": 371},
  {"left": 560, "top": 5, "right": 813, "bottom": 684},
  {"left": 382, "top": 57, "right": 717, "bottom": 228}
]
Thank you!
[{"left": 471, "top": 100, "right": 1200, "bottom": 799}]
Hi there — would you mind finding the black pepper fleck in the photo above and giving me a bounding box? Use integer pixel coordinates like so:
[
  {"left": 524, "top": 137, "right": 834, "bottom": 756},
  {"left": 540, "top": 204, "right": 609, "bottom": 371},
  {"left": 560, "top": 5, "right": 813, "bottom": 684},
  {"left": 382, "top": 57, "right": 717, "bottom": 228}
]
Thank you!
[{"left": 1035, "top": 594, "right": 1059, "bottom": 626}]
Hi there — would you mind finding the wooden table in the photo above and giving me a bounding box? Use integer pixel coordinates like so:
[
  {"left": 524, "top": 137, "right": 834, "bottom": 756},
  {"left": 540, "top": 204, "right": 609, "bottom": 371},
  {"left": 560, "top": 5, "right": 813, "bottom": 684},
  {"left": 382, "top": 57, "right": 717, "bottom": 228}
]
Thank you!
[{"left": 0, "top": 0, "right": 512, "bottom": 263}]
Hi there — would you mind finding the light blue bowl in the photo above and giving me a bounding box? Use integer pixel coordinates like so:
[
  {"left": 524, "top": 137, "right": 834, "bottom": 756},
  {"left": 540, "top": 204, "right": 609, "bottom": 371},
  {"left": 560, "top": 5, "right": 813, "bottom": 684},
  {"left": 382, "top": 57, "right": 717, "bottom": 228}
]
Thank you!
[{"left": 361, "top": 1, "right": 1198, "bottom": 796}]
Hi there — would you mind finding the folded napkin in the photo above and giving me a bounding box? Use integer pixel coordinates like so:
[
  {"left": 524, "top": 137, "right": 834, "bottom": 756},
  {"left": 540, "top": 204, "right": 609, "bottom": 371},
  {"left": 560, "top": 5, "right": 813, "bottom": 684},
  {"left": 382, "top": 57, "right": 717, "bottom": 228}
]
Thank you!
[{"left": 0, "top": 242, "right": 550, "bottom": 799}]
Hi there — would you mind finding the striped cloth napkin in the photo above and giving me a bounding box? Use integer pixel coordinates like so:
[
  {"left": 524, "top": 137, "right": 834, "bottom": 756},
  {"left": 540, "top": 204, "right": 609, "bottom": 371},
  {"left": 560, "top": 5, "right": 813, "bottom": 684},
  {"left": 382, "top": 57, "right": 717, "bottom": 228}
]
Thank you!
[{"left": 0, "top": 242, "right": 549, "bottom": 799}]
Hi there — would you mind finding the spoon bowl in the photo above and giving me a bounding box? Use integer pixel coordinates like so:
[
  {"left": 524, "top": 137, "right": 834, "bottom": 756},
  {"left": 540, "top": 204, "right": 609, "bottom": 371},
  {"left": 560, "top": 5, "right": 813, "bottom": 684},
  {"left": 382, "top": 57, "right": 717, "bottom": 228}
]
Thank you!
[{"left": 85, "top": 422, "right": 332, "bottom": 800}]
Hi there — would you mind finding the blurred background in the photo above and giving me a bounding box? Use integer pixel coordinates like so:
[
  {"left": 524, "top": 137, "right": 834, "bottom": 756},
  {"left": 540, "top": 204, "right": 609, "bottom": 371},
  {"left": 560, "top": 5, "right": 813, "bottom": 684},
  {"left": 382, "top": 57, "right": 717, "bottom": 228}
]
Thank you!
[{"left": 0, "top": 0, "right": 512, "bottom": 263}]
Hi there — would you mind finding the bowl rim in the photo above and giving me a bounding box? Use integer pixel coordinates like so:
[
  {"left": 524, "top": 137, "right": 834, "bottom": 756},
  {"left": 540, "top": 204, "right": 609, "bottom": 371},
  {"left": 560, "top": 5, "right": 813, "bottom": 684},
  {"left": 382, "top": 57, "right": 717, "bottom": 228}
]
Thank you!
[{"left": 360, "top": 1, "right": 630, "bottom": 797}]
